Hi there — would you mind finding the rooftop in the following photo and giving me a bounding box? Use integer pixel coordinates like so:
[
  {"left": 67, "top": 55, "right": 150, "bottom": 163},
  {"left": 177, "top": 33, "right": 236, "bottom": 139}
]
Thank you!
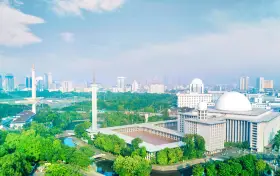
[{"left": 12, "top": 111, "right": 35, "bottom": 123}]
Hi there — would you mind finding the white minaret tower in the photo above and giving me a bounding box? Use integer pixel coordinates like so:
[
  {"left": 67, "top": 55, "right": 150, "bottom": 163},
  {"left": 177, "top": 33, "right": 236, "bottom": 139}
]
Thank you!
[{"left": 91, "top": 74, "right": 98, "bottom": 132}]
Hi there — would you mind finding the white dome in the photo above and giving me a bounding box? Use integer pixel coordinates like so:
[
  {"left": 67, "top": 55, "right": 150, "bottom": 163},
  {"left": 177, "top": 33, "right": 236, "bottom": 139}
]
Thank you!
[
  {"left": 191, "top": 78, "right": 203, "bottom": 85},
  {"left": 215, "top": 92, "right": 252, "bottom": 112},
  {"left": 198, "top": 102, "right": 208, "bottom": 111}
]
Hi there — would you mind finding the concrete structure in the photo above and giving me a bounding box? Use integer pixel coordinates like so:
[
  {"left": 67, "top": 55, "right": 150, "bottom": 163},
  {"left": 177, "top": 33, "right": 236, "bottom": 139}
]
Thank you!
[
  {"left": 0, "top": 75, "right": 2, "bottom": 90},
  {"left": 61, "top": 81, "right": 73, "bottom": 92},
  {"left": 132, "top": 80, "right": 139, "bottom": 92},
  {"left": 43, "top": 73, "right": 48, "bottom": 90},
  {"left": 178, "top": 91, "right": 280, "bottom": 152},
  {"left": 98, "top": 120, "right": 183, "bottom": 160},
  {"left": 177, "top": 93, "right": 212, "bottom": 108},
  {"left": 4, "top": 73, "right": 14, "bottom": 92},
  {"left": 190, "top": 78, "right": 204, "bottom": 94},
  {"left": 117, "top": 77, "right": 125, "bottom": 92},
  {"left": 149, "top": 83, "right": 165, "bottom": 94},
  {"left": 25, "top": 76, "right": 32, "bottom": 89},
  {"left": 48, "top": 73, "right": 53, "bottom": 89},
  {"left": 87, "top": 75, "right": 98, "bottom": 135},
  {"left": 256, "top": 77, "right": 265, "bottom": 92},
  {"left": 263, "top": 80, "right": 274, "bottom": 89},
  {"left": 239, "top": 76, "right": 249, "bottom": 91},
  {"left": 10, "top": 111, "right": 35, "bottom": 129}
]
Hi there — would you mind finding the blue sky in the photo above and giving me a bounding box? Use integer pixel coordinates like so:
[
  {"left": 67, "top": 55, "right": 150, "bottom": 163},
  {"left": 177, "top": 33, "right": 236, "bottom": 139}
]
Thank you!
[{"left": 0, "top": 0, "right": 280, "bottom": 86}]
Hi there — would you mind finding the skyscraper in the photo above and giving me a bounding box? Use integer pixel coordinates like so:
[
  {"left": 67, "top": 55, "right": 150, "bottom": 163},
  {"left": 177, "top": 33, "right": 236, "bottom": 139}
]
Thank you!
[
  {"left": 117, "top": 77, "right": 125, "bottom": 92},
  {"left": 61, "top": 81, "right": 73, "bottom": 92},
  {"left": 43, "top": 73, "right": 48, "bottom": 90},
  {"left": 131, "top": 80, "right": 139, "bottom": 92},
  {"left": 48, "top": 72, "right": 53, "bottom": 89},
  {"left": 256, "top": 77, "right": 264, "bottom": 92},
  {"left": 25, "top": 76, "right": 32, "bottom": 89},
  {"left": 239, "top": 76, "right": 249, "bottom": 91},
  {"left": 0, "top": 75, "right": 2, "bottom": 90},
  {"left": 4, "top": 74, "right": 14, "bottom": 92}
]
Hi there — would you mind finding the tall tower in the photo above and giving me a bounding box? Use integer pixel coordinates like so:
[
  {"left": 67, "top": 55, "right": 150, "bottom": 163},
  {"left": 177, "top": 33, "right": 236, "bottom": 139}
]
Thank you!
[
  {"left": 32, "top": 65, "right": 36, "bottom": 99},
  {"left": 239, "top": 76, "right": 249, "bottom": 91},
  {"left": 91, "top": 74, "right": 98, "bottom": 132}
]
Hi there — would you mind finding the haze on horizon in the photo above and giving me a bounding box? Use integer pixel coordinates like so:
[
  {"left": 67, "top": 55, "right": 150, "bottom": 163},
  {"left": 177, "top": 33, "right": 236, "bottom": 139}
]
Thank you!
[{"left": 0, "top": 0, "right": 280, "bottom": 86}]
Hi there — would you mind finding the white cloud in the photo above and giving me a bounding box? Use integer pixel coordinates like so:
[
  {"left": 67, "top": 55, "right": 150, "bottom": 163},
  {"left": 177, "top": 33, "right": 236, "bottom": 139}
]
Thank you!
[
  {"left": 0, "top": 3, "right": 44, "bottom": 47},
  {"left": 60, "top": 32, "right": 75, "bottom": 43},
  {"left": 53, "top": 0, "right": 124, "bottom": 16},
  {"left": 103, "top": 18, "right": 280, "bottom": 81}
]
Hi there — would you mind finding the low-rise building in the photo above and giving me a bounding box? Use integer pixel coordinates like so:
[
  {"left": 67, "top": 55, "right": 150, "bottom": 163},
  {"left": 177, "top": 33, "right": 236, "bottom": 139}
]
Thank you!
[{"left": 10, "top": 111, "right": 35, "bottom": 129}]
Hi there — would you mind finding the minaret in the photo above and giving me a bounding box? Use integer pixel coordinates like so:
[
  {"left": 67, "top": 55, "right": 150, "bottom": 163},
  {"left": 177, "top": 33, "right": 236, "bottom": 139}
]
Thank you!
[
  {"left": 31, "top": 64, "right": 37, "bottom": 113},
  {"left": 91, "top": 73, "right": 98, "bottom": 131}
]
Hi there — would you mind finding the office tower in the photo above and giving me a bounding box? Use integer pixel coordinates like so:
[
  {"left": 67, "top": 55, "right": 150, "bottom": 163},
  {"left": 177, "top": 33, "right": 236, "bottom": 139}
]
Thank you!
[
  {"left": 117, "top": 77, "right": 125, "bottom": 92},
  {"left": 25, "top": 76, "right": 32, "bottom": 89},
  {"left": 131, "top": 80, "right": 139, "bottom": 92},
  {"left": 61, "top": 81, "right": 73, "bottom": 92},
  {"left": 43, "top": 73, "right": 48, "bottom": 90},
  {"left": 31, "top": 65, "right": 36, "bottom": 99},
  {"left": 256, "top": 77, "right": 264, "bottom": 92},
  {"left": 149, "top": 83, "right": 165, "bottom": 94},
  {"left": 48, "top": 73, "right": 53, "bottom": 89},
  {"left": 0, "top": 75, "right": 2, "bottom": 90},
  {"left": 239, "top": 76, "right": 249, "bottom": 91},
  {"left": 4, "top": 73, "right": 14, "bottom": 92},
  {"left": 36, "top": 77, "right": 44, "bottom": 91},
  {"left": 263, "top": 80, "right": 274, "bottom": 89}
]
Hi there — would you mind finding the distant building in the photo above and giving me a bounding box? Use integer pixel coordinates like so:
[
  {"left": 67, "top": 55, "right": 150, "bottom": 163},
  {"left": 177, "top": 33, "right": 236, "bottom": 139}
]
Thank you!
[
  {"left": 125, "top": 84, "right": 132, "bottom": 92},
  {"left": 0, "top": 75, "right": 2, "bottom": 90},
  {"left": 263, "top": 80, "right": 273, "bottom": 89},
  {"left": 178, "top": 78, "right": 212, "bottom": 108},
  {"left": 256, "top": 77, "right": 264, "bottom": 92},
  {"left": 25, "top": 76, "right": 32, "bottom": 89},
  {"left": 43, "top": 73, "right": 48, "bottom": 90},
  {"left": 36, "top": 77, "right": 44, "bottom": 91},
  {"left": 61, "top": 81, "right": 73, "bottom": 92},
  {"left": 10, "top": 111, "right": 35, "bottom": 130},
  {"left": 132, "top": 80, "right": 139, "bottom": 92},
  {"left": 117, "top": 77, "right": 126, "bottom": 92},
  {"left": 4, "top": 73, "right": 14, "bottom": 92},
  {"left": 190, "top": 78, "right": 204, "bottom": 94},
  {"left": 149, "top": 83, "right": 165, "bottom": 94},
  {"left": 239, "top": 76, "right": 249, "bottom": 91},
  {"left": 256, "top": 77, "right": 273, "bottom": 92},
  {"left": 48, "top": 73, "right": 53, "bottom": 89}
]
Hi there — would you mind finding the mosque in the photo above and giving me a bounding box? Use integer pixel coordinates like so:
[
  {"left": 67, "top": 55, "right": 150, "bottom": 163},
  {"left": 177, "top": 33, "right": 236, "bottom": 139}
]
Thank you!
[
  {"left": 179, "top": 91, "right": 280, "bottom": 153},
  {"left": 88, "top": 77, "right": 280, "bottom": 157}
]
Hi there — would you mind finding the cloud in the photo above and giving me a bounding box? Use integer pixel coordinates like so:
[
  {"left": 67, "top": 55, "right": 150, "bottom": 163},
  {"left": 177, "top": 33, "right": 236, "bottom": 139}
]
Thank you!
[
  {"left": 60, "top": 32, "right": 75, "bottom": 43},
  {"left": 52, "top": 0, "right": 125, "bottom": 16},
  {"left": 102, "top": 18, "right": 280, "bottom": 82},
  {"left": 0, "top": 3, "right": 44, "bottom": 47}
]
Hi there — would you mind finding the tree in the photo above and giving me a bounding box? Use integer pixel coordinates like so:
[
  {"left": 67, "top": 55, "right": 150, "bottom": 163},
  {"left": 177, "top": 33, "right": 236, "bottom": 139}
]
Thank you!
[
  {"left": 113, "top": 155, "right": 151, "bottom": 176},
  {"left": 131, "top": 138, "right": 143, "bottom": 150},
  {"left": 167, "top": 148, "right": 178, "bottom": 164},
  {"left": 229, "top": 162, "right": 242, "bottom": 176},
  {"left": 217, "top": 163, "right": 231, "bottom": 176},
  {"left": 156, "top": 149, "right": 168, "bottom": 165},
  {"left": 46, "top": 163, "right": 82, "bottom": 176},
  {"left": 273, "top": 130, "right": 280, "bottom": 151},
  {"left": 205, "top": 163, "right": 217, "bottom": 176},
  {"left": 255, "top": 159, "right": 266, "bottom": 175},
  {"left": 192, "top": 164, "right": 204, "bottom": 176}
]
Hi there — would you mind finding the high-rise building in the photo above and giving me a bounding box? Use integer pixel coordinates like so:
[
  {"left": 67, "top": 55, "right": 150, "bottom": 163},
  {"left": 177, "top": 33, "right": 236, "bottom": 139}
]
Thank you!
[
  {"left": 36, "top": 77, "right": 44, "bottom": 91},
  {"left": 256, "top": 77, "right": 264, "bottom": 92},
  {"left": 239, "top": 76, "right": 249, "bottom": 91},
  {"left": 263, "top": 80, "right": 273, "bottom": 89},
  {"left": 25, "top": 76, "right": 32, "bottom": 89},
  {"left": 4, "top": 73, "right": 14, "bottom": 92},
  {"left": 149, "top": 83, "right": 165, "bottom": 94},
  {"left": 117, "top": 77, "right": 125, "bottom": 92},
  {"left": 0, "top": 75, "right": 2, "bottom": 90},
  {"left": 131, "top": 80, "right": 139, "bottom": 92},
  {"left": 61, "top": 81, "right": 73, "bottom": 92},
  {"left": 43, "top": 73, "right": 48, "bottom": 90},
  {"left": 48, "top": 73, "right": 53, "bottom": 89}
]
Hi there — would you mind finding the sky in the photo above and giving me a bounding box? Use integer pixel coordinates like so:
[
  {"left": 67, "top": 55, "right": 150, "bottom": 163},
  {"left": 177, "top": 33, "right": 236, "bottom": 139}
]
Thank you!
[{"left": 0, "top": 0, "right": 280, "bottom": 86}]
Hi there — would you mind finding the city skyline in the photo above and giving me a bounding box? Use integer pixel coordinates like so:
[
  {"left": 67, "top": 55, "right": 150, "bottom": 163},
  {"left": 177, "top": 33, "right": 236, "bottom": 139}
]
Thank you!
[{"left": 1, "top": 1, "right": 280, "bottom": 85}]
